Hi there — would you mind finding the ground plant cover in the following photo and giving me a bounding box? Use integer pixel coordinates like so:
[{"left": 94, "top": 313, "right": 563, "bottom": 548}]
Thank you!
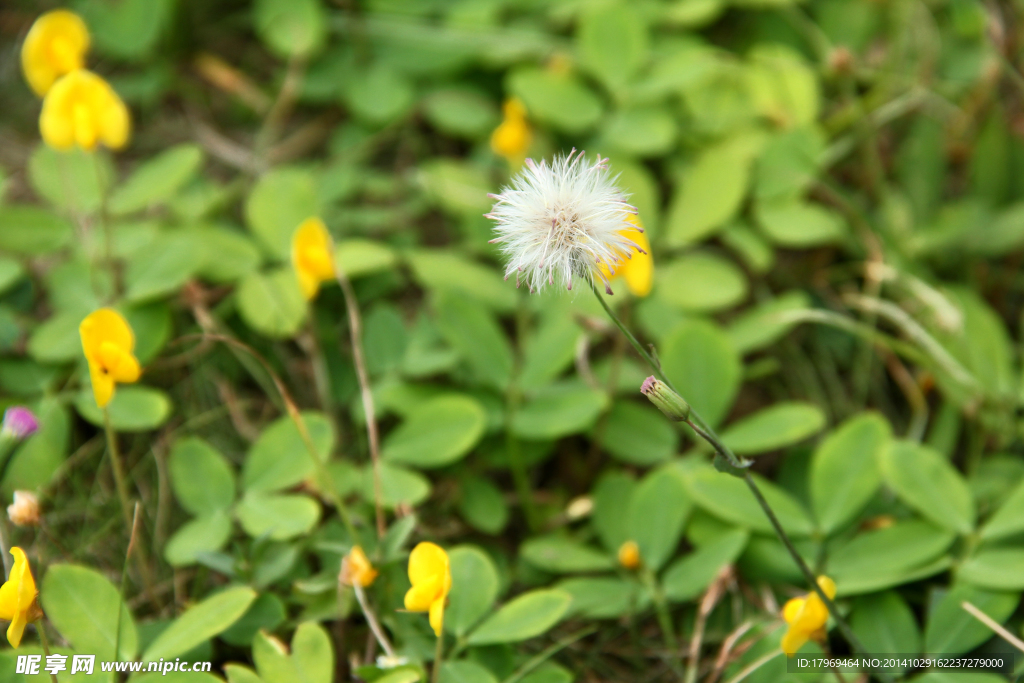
[{"left": 2, "top": 0, "right": 1024, "bottom": 682}]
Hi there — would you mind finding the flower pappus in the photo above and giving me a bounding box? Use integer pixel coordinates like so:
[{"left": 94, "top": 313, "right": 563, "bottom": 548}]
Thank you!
[
  {"left": 7, "top": 492, "right": 40, "bottom": 528},
  {"left": 781, "top": 575, "right": 836, "bottom": 656},
  {"left": 486, "top": 149, "right": 643, "bottom": 294}
]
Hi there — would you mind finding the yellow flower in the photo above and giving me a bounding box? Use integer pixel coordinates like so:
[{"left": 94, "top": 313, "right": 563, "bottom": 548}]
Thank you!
[
  {"left": 21, "top": 10, "right": 90, "bottom": 97},
  {"left": 80, "top": 308, "right": 141, "bottom": 409},
  {"left": 0, "top": 548, "right": 41, "bottom": 648},
  {"left": 341, "top": 546, "right": 378, "bottom": 588},
  {"left": 781, "top": 576, "right": 836, "bottom": 656},
  {"left": 404, "top": 542, "right": 451, "bottom": 637},
  {"left": 599, "top": 214, "right": 653, "bottom": 297},
  {"left": 617, "top": 540, "right": 641, "bottom": 570},
  {"left": 40, "top": 69, "right": 130, "bottom": 152},
  {"left": 490, "top": 98, "right": 532, "bottom": 166},
  {"left": 292, "top": 218, "right": 336, "bottom": 300}
]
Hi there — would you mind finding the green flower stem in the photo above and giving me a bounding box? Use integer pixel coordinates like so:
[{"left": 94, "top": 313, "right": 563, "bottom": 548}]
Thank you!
[
  {"left": 431, "top": 630, "right": 444, "bottom": 683},
  {"left": 639, "top": 565, "right": 683, "bottom": 680},
  {"left": 102, "top": 408, "right": 135, "bottom": 532},
  {"left": 37, "top": 622, "right": 60, "bottom": 683},
  {"left": 591, "top": 286, "right": 888, "bottom": 680}
]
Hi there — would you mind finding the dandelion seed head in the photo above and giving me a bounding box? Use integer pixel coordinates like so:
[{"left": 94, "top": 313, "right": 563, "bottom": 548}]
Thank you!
[{"left": 487, "top": 149, "right": 638, "bottom": 293}]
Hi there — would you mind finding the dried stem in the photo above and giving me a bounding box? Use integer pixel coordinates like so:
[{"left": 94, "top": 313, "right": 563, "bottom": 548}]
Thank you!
[{"left": 352, "top": 583, "right": 396, "bottom": 659}]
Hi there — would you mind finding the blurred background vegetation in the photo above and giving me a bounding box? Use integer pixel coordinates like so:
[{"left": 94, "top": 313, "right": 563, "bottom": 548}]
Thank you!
[{"left": 4, "top": 0, "right": 1024, "bottom": 681}]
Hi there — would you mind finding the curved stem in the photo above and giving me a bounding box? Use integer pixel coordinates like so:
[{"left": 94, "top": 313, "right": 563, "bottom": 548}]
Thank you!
[
  {"left": 592, "top": 287, "right": 889, "bottom": 681},
  {"left": 431, "top": 630, "right": 444, "bottom": 683}
]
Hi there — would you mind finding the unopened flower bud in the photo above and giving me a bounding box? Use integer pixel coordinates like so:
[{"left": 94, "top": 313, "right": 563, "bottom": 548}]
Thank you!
[
  {"left": 1, "top": 407, "right": 39, "bottom": 440},
  {"left": 566, "top": 496, "right": 593, "bottom": 520},
  {"left": 640, "top": 376, "right": 690, "bottom": 422},
  {"left": 618, "top": 540, "right": 641, "bottom": 570},
  {"left": 340, "top": 545, "right": 378, "bottom": 588},
  {"left": 8, "top": 491, "right": 40, "bottom": 527}
]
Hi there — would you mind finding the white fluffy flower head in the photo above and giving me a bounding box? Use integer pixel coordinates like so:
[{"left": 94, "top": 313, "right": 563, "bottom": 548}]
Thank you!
[{"left": 486, "top": 149, "right": 643, "bottom": 294}]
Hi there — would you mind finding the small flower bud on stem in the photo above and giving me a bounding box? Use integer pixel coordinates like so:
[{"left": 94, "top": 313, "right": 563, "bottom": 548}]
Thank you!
[{"left": 641, "top": 376, "right": 690, "bottom": 422}]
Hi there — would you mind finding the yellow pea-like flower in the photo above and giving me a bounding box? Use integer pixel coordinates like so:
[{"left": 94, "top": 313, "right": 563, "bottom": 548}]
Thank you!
[
  {"left": 490, "top": 98, "right": 532, "bottom": 166},
  {"left": 40, "top": 69, "right": 130, "bottom": 152},
  {"left": 0, "top": 548, "right": 41, "bottom": 648},
  {"left": 21, "top": 10, "right": 90, "bottom": 97},
  {"left": 80, "top": 308, "right": 141, "bottom": 409},
  {"left": 599, "top": 213, "right": 653, "bottom": 297},
  {"left": 292, "top": 218, "right": 336, "bottom": 300},
  {"left": 404, "top": 542, "right": 451, "bottom": 637},
  {"left": 341, "top": 545, "right": 379, "bottom": 588},
  {"left": 781, "top": 576, "right": 836, "bottom": 657},
  {"left": 617, "top": 540, "right": 641, "bottom": 570}
]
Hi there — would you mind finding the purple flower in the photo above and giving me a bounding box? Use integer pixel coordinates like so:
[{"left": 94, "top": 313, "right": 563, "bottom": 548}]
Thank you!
[{"left": 2, "top": 407, "right": 39, "bottom": 440}]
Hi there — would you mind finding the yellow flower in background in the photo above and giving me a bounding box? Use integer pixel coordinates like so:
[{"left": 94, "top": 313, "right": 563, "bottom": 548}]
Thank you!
[
  {"left": 21, "top": 10, "right": 90, "bottom": 97},
  {"left": 490, "top": 98, "right": 532, "bottom": 166},
  {"left": 341, "top": 546, "right": 379, "bottom": 588},
  {"left": 781, "top": 576, "right": 836, "bottom": 656},
  {"left": 0, "top": 548, "right": 40, "bottom": 648},
  {"left": 292, "top": 218, "right": 336, "bottom": 300},
  {"left": 617, "top": 540, "right": 640, "bottom": 570},
  {"left": 599, "top": 214, "right": 653, "bottom": 297},
  {"left": 80, "top": 308, "right": 141, "bottom": 409},
  {"left": 40, "top": 69, "right": 130, "bottom": 152},
  {"left": 404, "top": 542, "right": 451, "bottom": 637}
]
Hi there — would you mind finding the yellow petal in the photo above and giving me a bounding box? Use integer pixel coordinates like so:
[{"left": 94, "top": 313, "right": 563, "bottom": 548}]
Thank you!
[
  {"left": 80, "top": 308, "right": 135, "bottom": 361},
  {"left": 7, "top": 611, "right": 26, "bottom": 649},
  {"left": 21, "top": 10, "right": 90, "bottom": 96},
  {"left": 817, "top": 575, "right": 836, "bottom": 600},
  {"left": 40, "top": 70, "right": 130, "bottom": 152},
  {"left": 408, "top": 541, "right": 449, "bottom": 587},
  {"left": 404, "top": 577, "right": 442, "bottom": 613},
  {"left": 291, "top": 218, "right": 336, "bottom": 297},
  {"left": 781, "top": 626, "right": 809, "bottom": 657},
  {"left": 428, "top": 597, "right": 445, "bottom": 637},
  {"left": 89, "top": 362, "right": 116, "bottom": 409},
  {"left": 782, "top": 597, "right": 805, "bottom": 624}
]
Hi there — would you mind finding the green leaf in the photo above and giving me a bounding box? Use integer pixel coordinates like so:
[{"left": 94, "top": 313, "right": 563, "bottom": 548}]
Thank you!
[
  {"left": 383, "top": 395, "right": 487, "bottom": 468},
  {"left": 520, "top": 536, "right": 614, "bottom": 573},
  {"left": 441, "top": 661, "right": 498, "bottom": 683},
  {"left": 243, "top": 412, "right": 333, "bottom": 493},
  {"left": 684, "top": 468, "right": 814, "bottom": 537},
  {"left": 125, "top": 231, "right": 203, "bottom": 302},
  {"left": 191, "top": 226, "right": 263, "bottom": 283},
  {"left": 236, "top": 492, "right": 321, "bottom": 540},
  {"left": 512, "top": 384, "right": 609, "bottom": 440},
  {"left": 959, "top": 549, "right": 1024, "bottom": 589},
  {"left": 661, "top": 319, "right": 742, "bottom": 427},
  {"left": 292, "top": 622, "right": 333, "bottom": 683},
  {"left": 756, "top": 200, "right": 846, "bottom": 247},
  {"left": 2, "top": 398, "right": 69, "bottom": 494},
  {"left": 467, "top": 589, "right": 572, "bottom": 645},
  {"left": 601, "top": 107, "right": 677, "bottom": 157},
  {"left": 662, "top": 529, "right": 749, "bottom": 602},
  {"left": 980, "top": 477, "right": 1024, "bottom": 541},
  {"left": 446, "top": 545, "right": 501, "bottom": 638},
  {"left": 41, "top": 564, "right": 138, "bottom": 661},
  {"left": 726, "top": 291, "right": 810, "bottom": 354},
  {"left": 458, "top": 474, "right": 509, "bottom": 534},
  {"left": 408, "top": 250, "right": 517, "bottom": 312},
  {"left": 144, "top": 586, "right": 256, "bottom": 660},
  {"left": 254, "top": 0, "right": 326, "bottom": 58},
  {"left": 434, "top": 294, "right": 513, "bottom": 389},
  {"left": 851, "top": 591, "right": 921, "bottom": 669},
  {"left": 221, "top": 594, "right": 287, "bottom": 647},
  {"left": 77, "top": 0, "right": 172, "bottom": 59},
  {"left": 336, "top": 240, "right": 397, "bottom": 279},
  {"left": 170, "top": 437, "right": 236, "bottom": 515},
  {"left": 237, "top": 268, "right": 307, "bottom": 338},
  {"left": 627, "top": 467, "right": 692, "bottom": 570},
  {"left": 422, "top": 88, "right": 499, "bottom": 139},
  {"left": 577, "top": 3, "right": 648, "bottom": 91},
  {"left": 881, "top": 441, "right": 975, "bottom": 534},
  {"left": 74, "top": 386, "right": 172, "bottom": 432},
  {"left": 164, "top": 511, "right": 233, "bottom": 567},
  {"left": 519, "top": 315, "right": 580, "bottom": 392},
  {"left": 811, "top": 413, "right": 890, "bottom": 535},
  {"left": 368, "top": 462, "right": 431, "bottom": 509},
  {"left": 925, "top": 585, "right": 1019, "bottom": 654},
  {"left": 28, "top": 310, "right": 86, "bottom": 364},
  {"left": 827, "top": 520, "right": 955, "bottom": 595},
  {"left": 557, "top": 577, "right": 648, "bottom": 619},
  {"left": 746, "top": 45, "right": 819, "bottom": 126},
  {"left": 0, "top": 257, "right": 24, "bottom": 297},
  {"left": 108, "top": 144, "right": 204, "bottom": 215},
  {"left": 657, "top": 253, "right": 748, "bottom": 312},
  {"left": 666, "top": 139, "right": 756, "bottom": 246},
  {"left": 507, "top": 68, "right": 603, "bottom": 134},
  {"left": 592, "top": 471, "right": 636, "bottom": 553},
  {"left": 245, "top": 167, "right": 319, "bottom": 259},
  {"left": 28, "top": 145, "right": 111, "bottom": 213},
  {"left": 719, "top": 402, "right": 825, "bottom": 455},
  {"left": 0, "top": 206, "right": 73, "bottom": 254},
  {"left": 754, "top": 127, "right": 825, "bottom": 201},
  {"left": 343, "top": 65, "right": 414, "bottom": 125},
  {"left": 600, "top": 401, "right": 678, "bottom": 466}
]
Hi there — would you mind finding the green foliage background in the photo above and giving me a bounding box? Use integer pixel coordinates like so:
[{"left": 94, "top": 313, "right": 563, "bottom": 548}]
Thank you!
[{"left": 2, "top": 0, "right": 1024, "bottom": 681}]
